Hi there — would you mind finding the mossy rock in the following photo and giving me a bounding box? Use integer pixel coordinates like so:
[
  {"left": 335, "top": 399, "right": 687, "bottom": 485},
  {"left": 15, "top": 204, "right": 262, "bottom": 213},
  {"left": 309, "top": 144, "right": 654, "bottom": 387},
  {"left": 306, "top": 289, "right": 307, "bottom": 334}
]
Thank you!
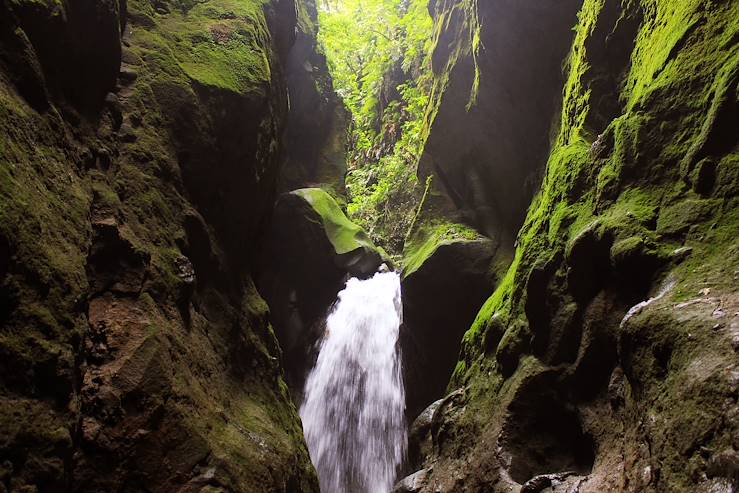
[
  {"left": 657, "top": 198, "right": 722, "bottom": 237},
  {"left": 400, "top": 221, "right": 500, "bottom": 420},
  {"left": 257, "top": 188, "right": 385, "bottom": 395},
  {"left": 128, "top": 0, "right": 274, "bottom": 95},
  {"left": 402, "top": 221, "right": 481, "bottom": 277},
  {"left": 415, "top": 0, "right": 739, "bottom": 489},
  {"left": 0, "top": 0, "right": 318, "bottom": 490},
  {"left": 292, "top": 188, "right": 385, "bottom": 276}
]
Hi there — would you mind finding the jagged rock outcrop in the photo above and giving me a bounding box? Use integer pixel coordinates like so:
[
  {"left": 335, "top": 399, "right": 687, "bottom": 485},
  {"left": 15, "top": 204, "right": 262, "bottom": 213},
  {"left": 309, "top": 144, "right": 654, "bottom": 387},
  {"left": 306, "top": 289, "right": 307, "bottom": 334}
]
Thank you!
[
  {"left": 402, "top": 0, "right": 739, "bottom": 492},
  {"left": 257, "top": 188, "right": 385, "bottom": 395},
  {"left": 0, "top": 0, "right": 319, "bottom": 491}
]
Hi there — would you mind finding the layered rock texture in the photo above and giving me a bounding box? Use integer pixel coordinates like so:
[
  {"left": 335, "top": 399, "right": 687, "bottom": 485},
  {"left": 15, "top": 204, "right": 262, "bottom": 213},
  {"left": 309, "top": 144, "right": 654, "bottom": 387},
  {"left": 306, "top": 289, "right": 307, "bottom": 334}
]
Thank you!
[
  {"left": 402, "top": 0, "right": 739, "bottom": 492},
  {"left": 0, "top": 0, "right": 319, "bottom": 490}
]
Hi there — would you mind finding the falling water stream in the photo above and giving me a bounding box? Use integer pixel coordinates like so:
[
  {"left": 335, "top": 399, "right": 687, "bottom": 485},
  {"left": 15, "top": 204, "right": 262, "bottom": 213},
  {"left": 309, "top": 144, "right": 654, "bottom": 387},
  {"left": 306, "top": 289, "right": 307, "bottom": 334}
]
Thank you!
[{"left": 300, "top": 271, "right": 407, "bottom": 493}]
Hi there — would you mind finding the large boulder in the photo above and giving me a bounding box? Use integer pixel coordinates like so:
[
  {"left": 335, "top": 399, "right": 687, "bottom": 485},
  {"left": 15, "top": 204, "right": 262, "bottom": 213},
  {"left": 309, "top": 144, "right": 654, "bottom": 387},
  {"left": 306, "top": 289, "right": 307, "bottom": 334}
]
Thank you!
[
  {"left": 257, "top": 188, "right": 385, "bottom": 394},
  {"left": 400, "top": 223, "right": 500, "bottom": 420}
]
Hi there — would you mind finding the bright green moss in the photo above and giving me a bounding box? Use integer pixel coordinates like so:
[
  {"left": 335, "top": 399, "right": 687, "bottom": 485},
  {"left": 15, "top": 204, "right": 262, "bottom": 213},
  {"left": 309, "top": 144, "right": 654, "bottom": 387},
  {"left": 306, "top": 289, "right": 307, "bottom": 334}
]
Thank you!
[
  {"left": 623, "top": 0, "right": 735, "bottom": 111},
  {"left": 451, "top": 359, "right": 467, "bottom": 383},
  {"left": 128, "top": 0, "right": 272, "bottom": 95},
  {"left": 402, "top": 221, "right": 479, "bottom": 277},
  {"left": 452, "top": 0, "right": 739, "bottom": 389},
  {"left": 601, "top": 187, "right": 660, "bottom": 233},
  {"left": 293, "top": 188, "right": 379, "bottom": 256},
  {"left": 657, "top": 197, "right": 722, "bottom": 236}
]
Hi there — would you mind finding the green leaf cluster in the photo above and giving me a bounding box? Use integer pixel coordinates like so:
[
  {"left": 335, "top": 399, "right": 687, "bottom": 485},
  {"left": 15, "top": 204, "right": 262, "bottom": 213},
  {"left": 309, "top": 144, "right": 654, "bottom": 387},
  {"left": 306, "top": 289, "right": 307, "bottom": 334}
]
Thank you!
[{"left": 317, "top": 0, "right": 433, "bottom": 255}]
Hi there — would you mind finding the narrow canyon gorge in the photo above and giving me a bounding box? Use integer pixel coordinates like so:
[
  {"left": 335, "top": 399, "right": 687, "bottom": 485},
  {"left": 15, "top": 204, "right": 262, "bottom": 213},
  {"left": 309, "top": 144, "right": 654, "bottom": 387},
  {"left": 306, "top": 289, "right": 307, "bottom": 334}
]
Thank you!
[{"left": 0, "top": 0, "right": 737, "bottom": 492}]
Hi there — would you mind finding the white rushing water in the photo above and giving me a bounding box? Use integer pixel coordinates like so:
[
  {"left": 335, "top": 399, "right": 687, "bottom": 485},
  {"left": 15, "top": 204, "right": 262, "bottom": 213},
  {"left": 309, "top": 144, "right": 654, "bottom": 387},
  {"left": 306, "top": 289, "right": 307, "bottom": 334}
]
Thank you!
[{"left": 300, "top": 271, "right": 407, "bottom": 493}]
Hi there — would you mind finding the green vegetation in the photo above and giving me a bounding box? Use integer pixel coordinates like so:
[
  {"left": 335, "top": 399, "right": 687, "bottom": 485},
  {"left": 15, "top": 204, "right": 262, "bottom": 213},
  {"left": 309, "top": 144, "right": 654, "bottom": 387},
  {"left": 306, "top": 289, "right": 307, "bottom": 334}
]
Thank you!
[{"left": 317, "top": 0, "right": 434, "bottom": 254}]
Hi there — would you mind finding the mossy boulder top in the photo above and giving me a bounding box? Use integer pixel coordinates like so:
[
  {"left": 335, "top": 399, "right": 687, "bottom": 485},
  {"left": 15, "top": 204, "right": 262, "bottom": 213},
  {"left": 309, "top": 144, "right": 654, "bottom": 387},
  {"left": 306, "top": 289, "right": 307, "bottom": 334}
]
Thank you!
[
  {"left": 290, "top": 188, "right": 385, "bottom": 276},
  {"left": 257, "top": 188, "right": 385, "bottom": 394},
  {"left": 402, "top": 222, "right": 485, "bottom": 278}
]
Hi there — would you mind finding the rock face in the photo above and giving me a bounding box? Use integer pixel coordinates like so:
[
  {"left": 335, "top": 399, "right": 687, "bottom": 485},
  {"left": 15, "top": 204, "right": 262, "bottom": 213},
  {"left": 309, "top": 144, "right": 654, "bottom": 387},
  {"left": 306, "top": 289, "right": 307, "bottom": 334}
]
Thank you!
[
  {"left": 0, "top": 0, "right": 123, "bottom": 114},
  {"left": 2, "top": 0, "right": 738, "bottom": 491},
  {"left": 257, "top": 188, "right": 385, "bottom": 395},
  {"left": 420, "top": 0, "right": 583, "bottom": 246},
  {"left": 0, "top": 0, "right": 319, "bottom": 491},
  {"left": 406, "top": 0, "right": 739, "bottom": 492},
  {"left": 280, "top": 0, "right": 348, "bottom": 193},
  {"left": 400, "top": 226, "right": 500, "bottom": 421}
]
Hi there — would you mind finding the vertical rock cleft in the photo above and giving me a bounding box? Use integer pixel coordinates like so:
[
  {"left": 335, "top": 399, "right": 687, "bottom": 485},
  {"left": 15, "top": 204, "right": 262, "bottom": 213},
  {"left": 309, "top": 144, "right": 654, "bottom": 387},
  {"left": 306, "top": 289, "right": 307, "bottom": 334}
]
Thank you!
[
  {"left": 420, "top": 0, "right": 584, "bottom": 245},
  {"left": 280, "top": 0, "right": 348, "bottom": 193}
]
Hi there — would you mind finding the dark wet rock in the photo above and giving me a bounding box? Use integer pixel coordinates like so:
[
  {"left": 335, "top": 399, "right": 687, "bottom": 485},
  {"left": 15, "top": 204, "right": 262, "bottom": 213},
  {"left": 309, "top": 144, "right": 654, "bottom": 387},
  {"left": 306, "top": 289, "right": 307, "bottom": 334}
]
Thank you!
[
  {"left": 87, "top": 219, "right": 150, "bottom": 296},
  {"left": 400, "top": 236, "right": 496, "bottom": 420},
  {"left": 565, "top": 221, "right": 613, "bottom": 301},
  {"left": 3, "top": 0, "right": 122, "bottom": 112},
  {"left": 707, "top": 449, "right": 739, "bottom": 482},
  {"left": 500, "top": 372, "right": 595, "bottom": 485},
  {"left": 568, "top": 291, "right": 623, "bottom": 400},
  {"left": 392, "top": 468, "right": 430, "bottom": 493},
  {"left": 257, "top": 188, "right": 384, "bottom": 394},
  {"left": 119, "top": 66, "right": 139, "bottom": 84},
  {"left": 408, "top": 399, "right": 444, "bottom": 469},
  {"left": 482, "top": 312, "right": 507, "bottom": 356},
  {"left": 0, "top": 13, "right": 50, "bottom": 111},
  {"left": 607, "top": 366, "right": 627, "bottom": 409},
  {"left": 495, "top": 321, "right": 529, "bottom": 378},
  {"left": 520, "top": 472, "right": 576, "bottom": 493},
  {"left": 610, "top": 235, "right": 667, "bottom": 297},
  {"left": 693, "top": 158, "right": 719, "bottom": 196},
  {"left": 525, "top": 252, "right": 563, "bottom": 358}
]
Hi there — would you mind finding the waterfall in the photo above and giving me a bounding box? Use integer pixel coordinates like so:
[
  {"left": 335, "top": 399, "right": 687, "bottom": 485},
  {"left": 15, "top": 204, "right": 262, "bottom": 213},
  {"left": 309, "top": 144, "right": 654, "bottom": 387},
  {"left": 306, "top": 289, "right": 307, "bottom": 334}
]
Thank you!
[{"left": 300, "top": 271, "right": 407, "bottom": 493}]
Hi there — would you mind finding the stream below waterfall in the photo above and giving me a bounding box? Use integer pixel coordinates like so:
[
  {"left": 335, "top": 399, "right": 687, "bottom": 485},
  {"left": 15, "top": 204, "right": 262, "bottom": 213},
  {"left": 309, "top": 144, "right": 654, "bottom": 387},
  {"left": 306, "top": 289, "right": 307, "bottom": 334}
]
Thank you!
[{"left": 300, "top": 271, "right": 407, "bottom": 493}]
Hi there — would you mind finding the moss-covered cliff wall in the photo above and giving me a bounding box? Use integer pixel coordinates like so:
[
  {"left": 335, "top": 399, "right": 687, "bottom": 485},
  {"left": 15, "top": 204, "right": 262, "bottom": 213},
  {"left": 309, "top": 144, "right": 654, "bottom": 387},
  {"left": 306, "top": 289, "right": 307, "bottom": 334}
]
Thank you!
[
  {"left": 405, "top": 0, "right": 739, "bottom": 491},
  {"left": 0, "top": 0, "right": 319, "bottom": 490}
]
